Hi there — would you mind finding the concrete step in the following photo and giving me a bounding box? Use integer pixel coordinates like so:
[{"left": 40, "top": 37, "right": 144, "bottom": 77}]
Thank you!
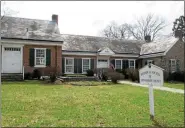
[{"left": 1, "top": 73, "right": 23, "bottom": 81}]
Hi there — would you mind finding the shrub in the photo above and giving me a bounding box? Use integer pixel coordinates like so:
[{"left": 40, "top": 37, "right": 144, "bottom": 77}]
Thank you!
[
  {"left": 126, "top": 69, "right": 139, "bottom": 82},
  {"left": 50, "top": 72, "right": 57, "bottom": 83},
  {"left": 32, "top": 69, "right": 41, "bottom": 80},
  {"left": 86, "top": 69, "right": 94, "bottom": 76},
  {"left": 122, "top": 69, "right": 129, "bottom": 79},
  {"left": 109, "top": 72, "right": 122, "bottom": 84},
  {"left": 24, "top": 72, "right": 32, "bottom": 80},
  {"left": 115, "top": 69, "right": 122, "bottom": 73},
  {"left": 102, "top": 72, "right": 108, "bottom": 81},
  {"left": 168, "top": 71, "right": 184, "bottom": 82}
]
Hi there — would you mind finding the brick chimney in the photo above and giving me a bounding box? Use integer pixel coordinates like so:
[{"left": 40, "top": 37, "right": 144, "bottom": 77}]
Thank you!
[
  {"left": 52, "top": 14, "right": 58, "bottom": 25},
  {"left": 144, "top": 35, "right": 151, "bottom": 43}
]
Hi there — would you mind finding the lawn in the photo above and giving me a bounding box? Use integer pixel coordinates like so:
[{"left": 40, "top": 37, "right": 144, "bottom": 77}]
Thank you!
[
  {"left": 2, "top": 81, "right": 184, "bottom": 127},
  {"left": 164, "top": 82, "right": 184, "bottom": 90}
]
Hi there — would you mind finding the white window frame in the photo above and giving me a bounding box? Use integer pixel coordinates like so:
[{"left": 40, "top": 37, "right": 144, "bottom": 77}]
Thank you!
[
  {"left": 34, "top": 48, "right": 46, "bottom": 67},
  {"left": 82, "top": 58, "right": 91, "bottom": 74},
  {"left": 65, "top": 57, "right": 74, "bottom": 74},
  {"left": 170, "top": 59, "right": 176, "bottom": 72},
  {"left": 147, "top": 60, "right": 153, "bottom": 64},
  {"left": 115, "top": 59, "right": 122, "bottom": 69},
  {"left": 128, "top": 59, "right": 135, "bottom": 69}
]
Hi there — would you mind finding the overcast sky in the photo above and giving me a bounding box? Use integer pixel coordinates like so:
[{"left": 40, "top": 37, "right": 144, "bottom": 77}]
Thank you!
[{"left": 2, "top": 1, "right": 184, "bottom": 36}]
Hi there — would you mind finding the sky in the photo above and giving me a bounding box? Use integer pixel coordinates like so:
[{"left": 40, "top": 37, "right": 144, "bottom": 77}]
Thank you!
[{"left": 1, "top": 1, "right": 184, "bottom": 36}]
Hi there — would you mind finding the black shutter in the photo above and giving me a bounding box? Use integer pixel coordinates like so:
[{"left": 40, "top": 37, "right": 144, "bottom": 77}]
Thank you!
[
  {"left": 176, "top": 60, "right": 180, "bottom": 72},
  {"left": 110, "top": 59, "right": 115, "bottom": 67},
  {"left": 78, "top": 59, "right": 82, "bottom": 73},
  {"left": 29, "top": 48, "right": 35, "bottom": 67},
  {"left": 62, "top": 58, "right": 65, "bottom": 74},
  {"left": 123, "top": 60, "right": 129, "bottom": 69},
  {"left": 145, "top": 61, "right": 147, "bottom": 65},
  {"left": 152, "top": 61, "right": 154, "bottom": 64},
  {"left": 74, "top": 58, "right": 78, "bottom": 73},
  {"left": 91, "top": 59, "right": 94, "bottom": 70},
  {"left": 169, "top": 60, "right": 171, "bottom": 73},
  {"left": 135, "top": 60, "right": 139, "bottom": 69},
  {"left": 46, "top": 49, "right": 51, "bottom": 66}
]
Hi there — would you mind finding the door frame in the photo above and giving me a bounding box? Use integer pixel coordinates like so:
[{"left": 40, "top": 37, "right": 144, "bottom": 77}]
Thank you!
[
  {"left": 97, "top": 56, "right": 110, "bottom": 68},
  {"left": 2, "top": 44, "right": 24, "bottom": 73},
  {"left": 64, "top": 57, "right": 74, "bottom": 74}
]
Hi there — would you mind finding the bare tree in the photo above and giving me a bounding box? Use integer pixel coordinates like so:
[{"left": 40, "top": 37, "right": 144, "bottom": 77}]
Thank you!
[
  {"left": 100, "top": 21, "right": 131, "bottom": 39},
  {"left": 1, "top": 1, "right": 18, "bottom": 21},
  {"left": 100, "top": 13, "right": 166, "bottom": 41},
  {"left": 126, "top": 13, "right": 166, "bottom": 41}
]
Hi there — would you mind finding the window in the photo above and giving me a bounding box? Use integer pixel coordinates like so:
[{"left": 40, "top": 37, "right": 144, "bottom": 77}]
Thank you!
[
  {"left": 115, "top": 59, "right": 122, "bottom": 69},
  {"left": 129, "top": 60, "right": 135, "bottom": 69},
  {"left": 5, "top": 47, "right": 21, "bottom": 51},
  {"left": 170, "top": 59, "right": 176, "bottom": 72},
  {"left": 82, "top": 58, "right": 90, "bottom": 73},
  {"left": 65, "top": 58, "right": 74, "bottom": 73},
  {"left": 35, "top": 48, "right": 46, "bottom": 67}
]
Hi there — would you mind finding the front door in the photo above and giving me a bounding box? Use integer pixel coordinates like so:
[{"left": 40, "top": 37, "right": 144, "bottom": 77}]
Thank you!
[
  {"left": 97, "top": 59, "right": 109, "bottom": 68},
  {"left": 3, "top": 47, "right": 22, "bottom": 73}
]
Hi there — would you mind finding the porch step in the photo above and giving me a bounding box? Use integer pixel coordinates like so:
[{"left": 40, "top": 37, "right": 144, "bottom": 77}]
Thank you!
[{"left": 1, "top": 73, "right": 23, "bottom": 81}]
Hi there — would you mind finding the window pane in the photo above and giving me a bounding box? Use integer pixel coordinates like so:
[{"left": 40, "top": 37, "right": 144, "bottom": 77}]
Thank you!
[
  {"left": 130, "top": 61, "right": 134, "bottom": 66},
  {"left": 116, "top": 60, "right": 121, "bottom": 69},
  {"left": 83, "top": 59, "right": 90, "bottom": 72},
  {"left": 35, "top": 49, "right": 46, "bottom": 66},
  {"left": 66, "top": 59, "right": 73, "bottom": 65},
  {"left": 66, "top": 66, "right": 73, "bottom": 72},
  {"left": 36, "top": 49, "right": 45, "bottom": 57}
]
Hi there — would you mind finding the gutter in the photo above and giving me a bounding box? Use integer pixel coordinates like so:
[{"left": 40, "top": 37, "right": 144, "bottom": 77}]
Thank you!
[{"left": 2, "top": 37, "right": 63, "bottom": 43}]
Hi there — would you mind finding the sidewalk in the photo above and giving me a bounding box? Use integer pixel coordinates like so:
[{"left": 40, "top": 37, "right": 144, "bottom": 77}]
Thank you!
[{"left": 118, "top": 80, "right": 184, "bottom": 94}]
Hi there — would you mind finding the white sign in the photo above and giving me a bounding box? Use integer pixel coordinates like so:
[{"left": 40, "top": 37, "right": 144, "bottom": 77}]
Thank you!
[
  {"left": 139, "top": 63, "right": 164, "bottom": 120},
  {"left": 139, "top": 64, "right": 164, "bottom": 86}
]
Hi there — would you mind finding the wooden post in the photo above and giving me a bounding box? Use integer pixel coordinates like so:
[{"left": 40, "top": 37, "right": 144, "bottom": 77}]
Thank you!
[{"left": 149, "top": 84, "right": 155, "bottom": 120}]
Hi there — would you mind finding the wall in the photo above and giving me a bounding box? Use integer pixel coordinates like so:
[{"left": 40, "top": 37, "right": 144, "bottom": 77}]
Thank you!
[
  {"left": 141, "top": 39, "right": 184, "bottom": 80},
  {"left": 23, "top": 45, "right": 62, "bottom": 75}
]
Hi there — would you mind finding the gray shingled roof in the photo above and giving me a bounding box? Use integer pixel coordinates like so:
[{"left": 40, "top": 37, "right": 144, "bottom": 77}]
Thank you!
[
  {"left": 140, "top": 35, "right": 179, "bottom": 55},
  {"left": 61, "top": 34, "right": 145, "bottom": 54},
  {"left": 1, "top": 16, "right": 63, "bottom": 42},
  {"left": 1, "top": 16, "right": 179, "bottom": 55}
]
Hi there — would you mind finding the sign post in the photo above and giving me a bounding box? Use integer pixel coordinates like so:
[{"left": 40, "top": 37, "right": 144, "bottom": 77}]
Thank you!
[
  {"left": 139, "top": 62, "right": 164, "bottom": 120},
  {"left": 149, "top": 84, "right": 154, "bottom": 120}
]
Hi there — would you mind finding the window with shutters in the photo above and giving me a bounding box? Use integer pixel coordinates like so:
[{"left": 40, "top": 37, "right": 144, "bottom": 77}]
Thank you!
[
  {"left": 170, "top": 59, "right": 176, "bottom": 72},
  {"left": 128, "top": 59, "right": 135, "bottom": 69},
  {"left": 115, "top": 59, "right": 122, "bottom": 69},
  {"left": 35, "top": 48, "right": 46, "bottom": 67},
  {"left": 65, "top": 58, "right": 74, "bottom": 73},
  {"left": 82, "top": 58, "right": 90, "bottom": 73}
]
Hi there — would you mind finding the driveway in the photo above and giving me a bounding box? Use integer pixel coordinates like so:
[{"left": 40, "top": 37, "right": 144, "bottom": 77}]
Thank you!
[{"left": 119, "top": 80, "right": 184, "bottom": 94}]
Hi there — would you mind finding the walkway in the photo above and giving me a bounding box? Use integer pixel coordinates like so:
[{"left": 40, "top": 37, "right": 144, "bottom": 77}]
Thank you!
[{"left": 119, "top": 80, "right": 184, "bottom": 94}]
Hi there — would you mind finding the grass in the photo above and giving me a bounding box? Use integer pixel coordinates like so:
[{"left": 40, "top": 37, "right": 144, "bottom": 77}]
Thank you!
[
  {"left": 2, "top": 81, "right": 184, "bottom": 127},
  {"left": 164, "top": 82, "right": 184, "bottom": 90}
]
